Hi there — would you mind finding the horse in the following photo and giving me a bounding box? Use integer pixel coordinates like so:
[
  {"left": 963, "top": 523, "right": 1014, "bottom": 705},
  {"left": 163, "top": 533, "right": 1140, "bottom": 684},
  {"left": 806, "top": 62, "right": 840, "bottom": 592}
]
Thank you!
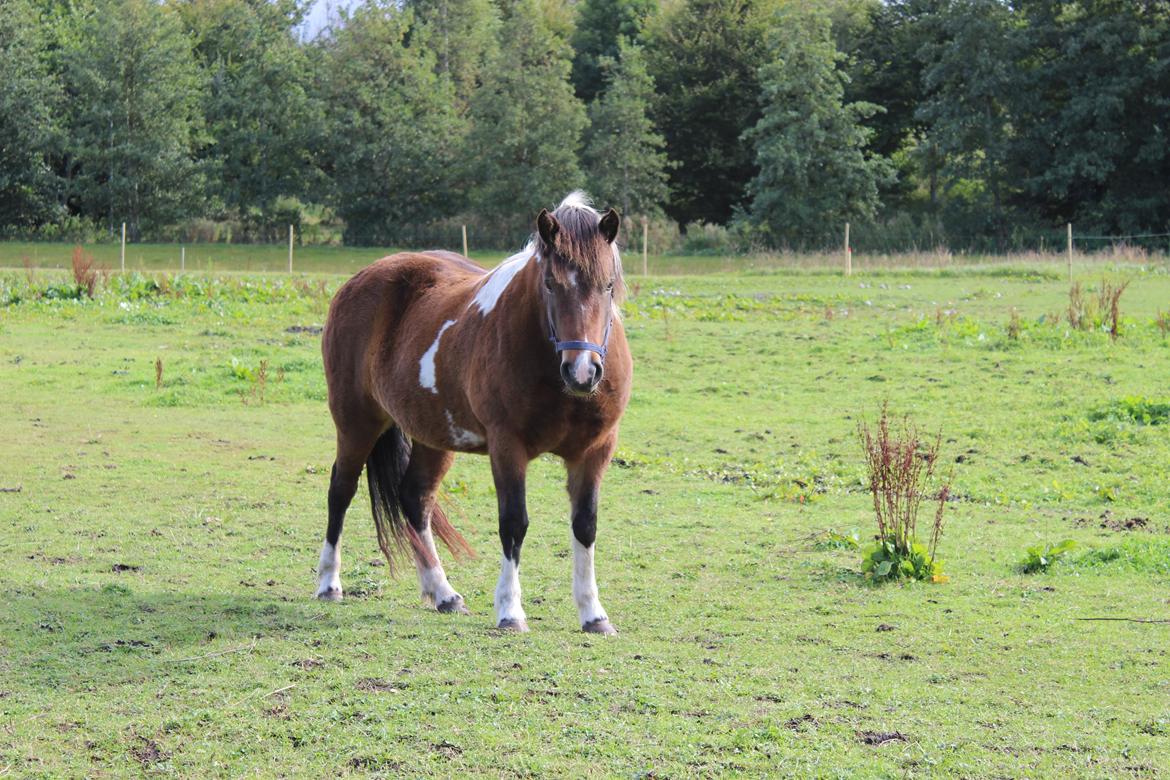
[{"left": 315, "top": 192, "right": 632, "bottom": 634}]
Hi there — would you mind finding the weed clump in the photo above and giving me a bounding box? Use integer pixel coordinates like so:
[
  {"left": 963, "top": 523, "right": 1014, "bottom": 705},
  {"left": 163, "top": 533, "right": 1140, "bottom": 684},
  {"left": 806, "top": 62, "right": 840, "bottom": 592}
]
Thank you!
[
  {"left": 1099, "top": 279, "right": 1129, "bottom": 340},
  {"left": 1019, "top": 539, "right": 1077, "bottom": 573},
  {"left": 1067, "top": 281, "right": 1089, "bottom": 330},
  {"left": 70, "top": 245, "right": 105, "bottom": 299},
  {"left": 1089, "top": 396, "right": 1170, "bottom": 426},
  {"left": 1156, "top": 309, "right": 1170, "bottom": 336},
  {"left": 1066, "top": 279, "right": 1129, "bottom": 338},
  {"left": 1007, "top": 307, "right": 1021, "bottom": 340},
  {"left": 858, "top": 404, "right": 951, "bottom": 583}
]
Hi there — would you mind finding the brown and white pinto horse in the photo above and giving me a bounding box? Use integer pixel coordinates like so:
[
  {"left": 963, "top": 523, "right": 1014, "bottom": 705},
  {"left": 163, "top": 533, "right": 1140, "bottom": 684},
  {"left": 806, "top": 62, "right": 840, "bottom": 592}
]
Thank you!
[{"left": 316, "top": 192, "right": 631, "bottom": 634}]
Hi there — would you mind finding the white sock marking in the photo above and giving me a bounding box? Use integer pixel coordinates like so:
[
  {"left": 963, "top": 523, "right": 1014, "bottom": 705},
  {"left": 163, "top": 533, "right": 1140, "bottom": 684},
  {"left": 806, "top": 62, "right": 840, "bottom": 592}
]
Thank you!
[
  {"left": 572, "top": 538, "right": 607, "bottom": 626},
  {"left": 494, "top": 555, "right": 526, "bottom": 625},
  {"left": 316, "top": 541, "right": 342, "bottom": 597},
  {"left": 419, "top": 319, "right": 457, "bottom": 393},
  {"left": 471, "top": 244, "right": 534, "bottom": 315},
  {"left": 414, "top": 527, "right": 460, "bottom": 607}
]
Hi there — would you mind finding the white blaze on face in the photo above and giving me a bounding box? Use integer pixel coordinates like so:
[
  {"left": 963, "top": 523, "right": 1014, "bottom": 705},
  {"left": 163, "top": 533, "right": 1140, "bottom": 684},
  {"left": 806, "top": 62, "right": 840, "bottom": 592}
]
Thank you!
[
  {"left": 569, "top": 351, "right": 596, "bottom": 386},
  {"left": 494, "top": 555, "right": 526, "bottom": 626},
  {"left": 414, "top": 526, "right": 460, "bottom": 607},
  {"left": 419, "top": 319, "right": 456, "bottom": 393},
  {"left": 471, "top": 244, "right": 534, "bottom": 315},
  {"left": 572, "top": 537, "right": 607, "bottom": 627},
  {"left": 316, "top": 541, "right": 341, "bottom": 597}
]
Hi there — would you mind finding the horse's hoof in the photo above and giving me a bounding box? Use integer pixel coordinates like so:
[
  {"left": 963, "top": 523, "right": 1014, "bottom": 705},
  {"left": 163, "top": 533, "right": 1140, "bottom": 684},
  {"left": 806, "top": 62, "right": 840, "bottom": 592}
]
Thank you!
[
  {"left": 497, "top": 618, "right": 529, "bottom": 632},
  {"left": 582, "top": 618, "right": 617, "bottom": 635},
  {"left": 437, "top": 596, "right": 470, "bottom": 615},
  {"left": 316, "top": 587, "right": 343, "bottom": 602}
]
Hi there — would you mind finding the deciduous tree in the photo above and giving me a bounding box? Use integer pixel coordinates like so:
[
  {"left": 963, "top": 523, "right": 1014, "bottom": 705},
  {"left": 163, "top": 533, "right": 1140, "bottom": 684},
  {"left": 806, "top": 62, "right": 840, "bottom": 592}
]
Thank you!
[
  {"left": 583, "top": 40, "right": 669, "bottom": 219},
  {"left": 745, "top": 4, "right": 892, "bottom": 246}
]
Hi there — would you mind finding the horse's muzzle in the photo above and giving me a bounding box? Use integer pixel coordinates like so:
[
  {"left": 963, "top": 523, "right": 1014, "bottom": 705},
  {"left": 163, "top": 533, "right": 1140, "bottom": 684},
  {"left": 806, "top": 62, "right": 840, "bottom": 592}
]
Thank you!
[{"left": 561, "top": 356, "right": 603, "bottom": 394}]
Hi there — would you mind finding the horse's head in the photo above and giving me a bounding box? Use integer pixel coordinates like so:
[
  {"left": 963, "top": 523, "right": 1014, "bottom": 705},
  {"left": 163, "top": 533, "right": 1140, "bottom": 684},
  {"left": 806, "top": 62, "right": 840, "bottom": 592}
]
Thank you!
[{"left": 535, "top": 194, "right": 623, "bottom": 395}]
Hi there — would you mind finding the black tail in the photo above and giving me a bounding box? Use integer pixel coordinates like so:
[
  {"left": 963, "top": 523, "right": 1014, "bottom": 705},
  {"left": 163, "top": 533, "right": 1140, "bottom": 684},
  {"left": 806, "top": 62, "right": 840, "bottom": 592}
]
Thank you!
[
  {"left": 366, "top": 426, "right": 475, "bottom": 574},
  {"left": 366, "top": 426, "right": 423, "bottom": 574}
]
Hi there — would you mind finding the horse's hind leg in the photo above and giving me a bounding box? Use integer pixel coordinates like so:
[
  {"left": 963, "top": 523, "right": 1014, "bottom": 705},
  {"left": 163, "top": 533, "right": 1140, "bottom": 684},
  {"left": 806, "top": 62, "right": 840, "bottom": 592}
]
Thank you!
[
  {"left": 400, "top": 442, "right": 468, "bottom": 614},
  {"left": 317, "top": 427, "right": 382, "bottom": 601}
]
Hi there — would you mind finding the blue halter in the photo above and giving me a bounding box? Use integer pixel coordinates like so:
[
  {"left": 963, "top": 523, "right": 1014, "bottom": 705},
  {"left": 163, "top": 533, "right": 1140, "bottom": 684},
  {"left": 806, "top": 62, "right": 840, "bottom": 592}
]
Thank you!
[{"left": 545, "top": 288, "right": 614, "bottom": 362}]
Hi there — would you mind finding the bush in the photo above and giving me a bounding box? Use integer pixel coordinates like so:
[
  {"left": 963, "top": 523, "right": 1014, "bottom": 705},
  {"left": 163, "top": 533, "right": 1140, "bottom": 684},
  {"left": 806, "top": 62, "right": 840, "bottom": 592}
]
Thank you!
[
  {"left": 858, "top": 404, "right": 951, "bottom": 584},
  {"left": 678, "top": 222, "right": 743, "bottom": 255}
]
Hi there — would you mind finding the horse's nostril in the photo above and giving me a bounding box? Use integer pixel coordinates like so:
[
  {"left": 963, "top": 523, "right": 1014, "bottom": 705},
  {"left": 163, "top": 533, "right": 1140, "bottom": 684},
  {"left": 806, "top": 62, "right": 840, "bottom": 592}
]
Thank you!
[
  {"left": 560, "top": 362, "right": 573, "bottom": 385},
  {"left": 591, "top": 361, "right": 604, "bottom": 386}
]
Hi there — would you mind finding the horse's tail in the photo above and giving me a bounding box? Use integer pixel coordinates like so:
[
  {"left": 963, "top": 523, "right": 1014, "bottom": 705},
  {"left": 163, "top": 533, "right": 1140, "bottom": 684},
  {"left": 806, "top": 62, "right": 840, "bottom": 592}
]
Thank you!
[{"left": 366, "top": 426, "right": 474, "bottom": 574}]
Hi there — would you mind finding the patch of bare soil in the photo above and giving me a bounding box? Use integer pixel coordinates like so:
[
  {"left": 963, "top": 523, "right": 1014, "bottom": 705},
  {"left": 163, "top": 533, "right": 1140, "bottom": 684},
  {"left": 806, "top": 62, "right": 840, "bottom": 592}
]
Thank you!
[
  {"left": 858, "top": 731, "right": 908, "bottom": 746},
  {"left": 130, "top": 735, "right": 171, "bottom": 767},
  {"left": 356, "top": 678, "right": 407, "bottom": 693}
]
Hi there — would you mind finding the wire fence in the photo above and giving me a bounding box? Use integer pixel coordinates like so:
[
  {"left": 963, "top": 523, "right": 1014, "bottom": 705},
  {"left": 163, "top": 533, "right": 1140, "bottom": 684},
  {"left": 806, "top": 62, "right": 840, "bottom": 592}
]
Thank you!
[{"left": 3, "top": 220, "right": 1169, "bottom": 277}]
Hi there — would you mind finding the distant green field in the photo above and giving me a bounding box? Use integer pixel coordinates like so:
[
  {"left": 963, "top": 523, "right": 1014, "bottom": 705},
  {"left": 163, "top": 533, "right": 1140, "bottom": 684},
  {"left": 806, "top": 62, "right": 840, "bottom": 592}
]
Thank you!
[
  {"left": 3, "top": 239, "right": 1151, "bottom": 277},
  {"left": 1, "top": 264, "right": 1168, "bottom": 776}
]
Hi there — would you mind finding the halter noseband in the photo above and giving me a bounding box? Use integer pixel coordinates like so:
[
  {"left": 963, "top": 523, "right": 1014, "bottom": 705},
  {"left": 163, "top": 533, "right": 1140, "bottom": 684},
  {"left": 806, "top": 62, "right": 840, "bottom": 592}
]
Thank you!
[{"left": 545, "top": 285, "right": 614, "bottom": 362}]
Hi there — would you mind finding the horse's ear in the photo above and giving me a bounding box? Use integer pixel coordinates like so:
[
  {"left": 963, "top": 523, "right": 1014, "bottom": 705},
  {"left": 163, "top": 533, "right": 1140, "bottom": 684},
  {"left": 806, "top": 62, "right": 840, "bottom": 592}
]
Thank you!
[
  {"left": 537, "top": 209, "right": 559, "bottom": 246},
  {"left": 599, "top": 208, "right": 620, "bottom": 243}
]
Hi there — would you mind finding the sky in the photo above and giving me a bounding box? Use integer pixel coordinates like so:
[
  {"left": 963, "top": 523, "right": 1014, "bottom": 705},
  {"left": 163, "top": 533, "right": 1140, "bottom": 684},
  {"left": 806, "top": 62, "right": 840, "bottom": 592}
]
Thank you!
[{"left": 299, "top": 0, "right": 363, "bottom": 39}]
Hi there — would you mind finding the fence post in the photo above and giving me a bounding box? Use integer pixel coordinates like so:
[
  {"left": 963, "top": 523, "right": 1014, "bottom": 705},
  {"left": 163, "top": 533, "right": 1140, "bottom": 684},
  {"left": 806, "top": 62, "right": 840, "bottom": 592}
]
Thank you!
[
  {"left": 844, "top": 222, "right": 851, "bottom": 277},
  {"left": 288, "top": 225, "right": 294, "bottom": 273},
  {"left": 181, "top": 246, "right": 185, "bottom": 272},
  {"left": 462, "top": 224, "right": 469, "bottom": 257},
  {"left": 121, "top": 222, "right": 126, "bottom": 273},
  {"left": 1066, "top": 223, "right": 1072, "bottom": 281},
  {"left": 642, "top": 217, "right": 648, "bottom": 276}
]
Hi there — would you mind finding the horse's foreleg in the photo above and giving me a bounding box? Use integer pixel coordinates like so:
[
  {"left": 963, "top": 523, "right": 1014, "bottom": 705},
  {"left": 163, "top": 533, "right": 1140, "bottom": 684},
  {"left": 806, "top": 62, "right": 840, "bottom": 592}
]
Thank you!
[
  {"left": 490, "top": 441, "right": 530, "bottom": 631},
  {"left": 401, "top": 443, "right": 468, "bottom": 614},
  {"left": 317, "top": 429, "right": 380, "bottom": 601},
  {"left": 317, "top": 463, "right": 359, "bottom": 601},
  {"left": 566, "top": 439, "right": 618, "bottom": 635}
]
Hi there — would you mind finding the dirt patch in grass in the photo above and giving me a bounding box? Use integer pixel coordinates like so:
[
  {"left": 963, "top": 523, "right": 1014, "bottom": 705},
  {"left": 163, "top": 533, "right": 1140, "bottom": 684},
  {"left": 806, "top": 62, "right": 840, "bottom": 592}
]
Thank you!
[
  {"left": 1070, "top": 511, "right": 1164, "bottom": 533},
  {"left": 859, "top": 731, "right": 908, "bottom": 746},
  {"left": 130, "top": 735, "right": 171, "bottom": 767},
  {"left": 291, "top": 658, "right": 324, "bottom": 670},
  {"left": 356, "top": 678, "right": 407, "bottom": 693}
]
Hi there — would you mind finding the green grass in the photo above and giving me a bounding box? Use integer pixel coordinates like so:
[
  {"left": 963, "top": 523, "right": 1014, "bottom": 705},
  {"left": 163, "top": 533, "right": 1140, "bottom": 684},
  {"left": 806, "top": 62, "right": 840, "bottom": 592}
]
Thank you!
[
  {"left": 2, "top": 264, "right": 1169, "bottom": 776},
  {"left": 5, "top": 238, "right": 1166, "bottom": 276}
]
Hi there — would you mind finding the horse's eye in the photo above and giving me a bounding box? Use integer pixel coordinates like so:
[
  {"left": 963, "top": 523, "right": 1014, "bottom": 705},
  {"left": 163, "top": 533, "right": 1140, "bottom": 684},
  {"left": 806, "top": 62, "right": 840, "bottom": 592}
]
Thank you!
[
  {"left": 606, "top": 280, "right": 615, "bottom": 292},
  {"left": 544, "top": 277, "right": 554, "bottom": 291}
]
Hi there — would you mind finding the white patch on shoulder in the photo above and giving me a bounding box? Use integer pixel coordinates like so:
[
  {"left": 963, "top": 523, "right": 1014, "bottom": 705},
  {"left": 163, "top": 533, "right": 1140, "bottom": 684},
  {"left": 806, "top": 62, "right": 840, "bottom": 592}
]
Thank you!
[
  {"left": 445, "top": 409, "right": 485, "bottom": 448},
  {"left": 471, "top": 243, "right": 535, "bottom": 315},
  {"left": 419, "top": 319, "right": 457, "bottom": 393}
]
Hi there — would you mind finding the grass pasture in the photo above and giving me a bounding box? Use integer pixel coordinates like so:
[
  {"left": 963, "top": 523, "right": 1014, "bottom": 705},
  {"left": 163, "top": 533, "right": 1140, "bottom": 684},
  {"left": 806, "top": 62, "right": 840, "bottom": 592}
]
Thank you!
[
  {"left": 4, "top": 238, "right": 1161, "bottom": 277},
  {"left": 1, "top": 260, "right": 1169, "bottom": 777}
]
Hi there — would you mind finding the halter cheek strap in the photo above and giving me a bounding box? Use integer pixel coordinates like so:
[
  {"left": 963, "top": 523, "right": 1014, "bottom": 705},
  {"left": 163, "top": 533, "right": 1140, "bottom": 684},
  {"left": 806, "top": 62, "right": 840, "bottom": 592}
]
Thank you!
[{"left": 546, "top": 291, "right": 614, "bottom": 362}]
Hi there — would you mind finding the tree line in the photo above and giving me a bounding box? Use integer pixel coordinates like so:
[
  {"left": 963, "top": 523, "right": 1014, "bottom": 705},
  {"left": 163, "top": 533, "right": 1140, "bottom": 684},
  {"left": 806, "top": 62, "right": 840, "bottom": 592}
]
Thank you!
[{"left": 1, "top": 0, "right": 1167, "bottom": 251}]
